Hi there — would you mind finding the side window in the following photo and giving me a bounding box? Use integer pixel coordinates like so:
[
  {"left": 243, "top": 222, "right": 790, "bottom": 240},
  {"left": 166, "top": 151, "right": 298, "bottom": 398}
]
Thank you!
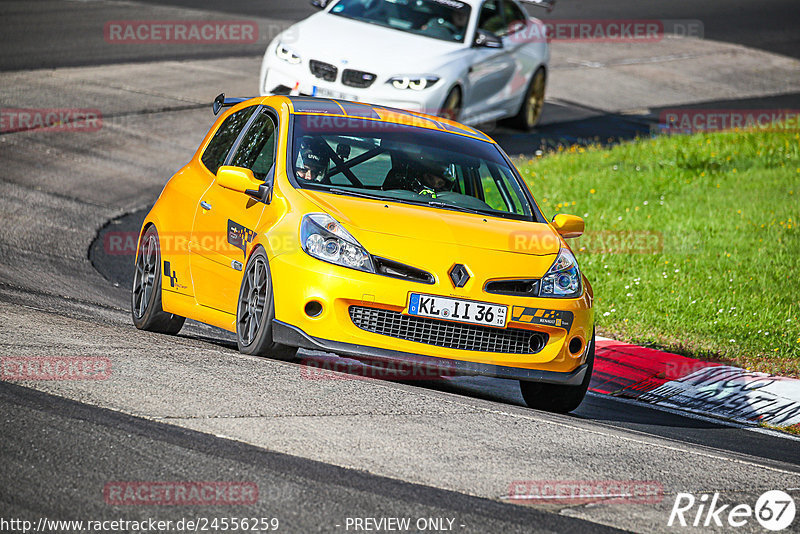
[
  {"left": 502, "top": 0, "right": 527, "bottom": 35},
  {"left": 201, "top": 106, "right": 256, "bottom": 175},
  {"left": 229, "top": 110, "right": 278, "bottom": 181},
  {"left": 477, "top": 0, "right": 504, "bottom": 35}
]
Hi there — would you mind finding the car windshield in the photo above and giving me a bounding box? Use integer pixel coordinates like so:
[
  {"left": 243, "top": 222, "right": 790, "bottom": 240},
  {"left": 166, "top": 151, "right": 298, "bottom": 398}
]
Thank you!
[
  {"left": 329, "top": 0, "right": 472, "bottom": 43},
  {"left": 290, "top": 114, "right": 536, "bottom": 221}
]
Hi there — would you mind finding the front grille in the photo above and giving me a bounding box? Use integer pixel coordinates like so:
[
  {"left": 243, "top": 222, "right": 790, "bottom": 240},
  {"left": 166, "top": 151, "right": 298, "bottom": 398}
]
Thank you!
[
  {"left": 350, "top": 306, "right": 548, "bottom": 354},
  {"left": 309, "top": 60, "right": 337, "bottom": 82},
  {"left": 270, "top": 84, "right": 292, "bottom": 95},
  {"left": 342, "top": 69, "right": 377, "bottom": 88}
]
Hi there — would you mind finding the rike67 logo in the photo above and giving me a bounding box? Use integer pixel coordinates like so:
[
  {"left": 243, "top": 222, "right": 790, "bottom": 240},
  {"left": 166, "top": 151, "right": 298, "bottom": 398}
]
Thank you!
[{"left": 668, "top": 490, "right": 796, "bottom": 531}]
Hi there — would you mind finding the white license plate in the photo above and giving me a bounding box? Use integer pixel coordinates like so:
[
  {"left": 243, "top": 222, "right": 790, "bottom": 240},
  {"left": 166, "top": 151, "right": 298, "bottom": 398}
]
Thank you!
[
  {"left": 313, "top": 86, "right": 357, "bottom": 101},
  {"left": 407, "top": 294, "right": 507, "bottom": 328}
]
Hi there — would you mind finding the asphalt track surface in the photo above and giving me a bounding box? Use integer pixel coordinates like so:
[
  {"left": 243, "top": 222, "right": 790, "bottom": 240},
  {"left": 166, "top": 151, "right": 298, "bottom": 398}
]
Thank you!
[
  {"left": 2, "top": 1, "right": 800, "bottom": 533},
  {"left": 0, "top": 381, "right": 623, "bottom": 534},
  {"left": 2, "top": 0, "right": 798, "bottom": 71}
]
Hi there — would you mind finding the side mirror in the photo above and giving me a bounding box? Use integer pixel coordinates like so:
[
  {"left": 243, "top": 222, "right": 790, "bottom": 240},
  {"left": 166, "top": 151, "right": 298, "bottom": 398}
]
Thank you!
[
  {"left": 473, "top": 29, "right": 503, "bottom": 49},
  {"left": 310, "top": 0, "right": 329, "bottom": 9},
  {"left": 217, "top": 166, "right": 272, "bottom": 203},
  {"left": 551, "top": 214, "right": 584, "bottom": 238},
  {"left": 518, "top": 0, "right": 556, "bottom": 13}
]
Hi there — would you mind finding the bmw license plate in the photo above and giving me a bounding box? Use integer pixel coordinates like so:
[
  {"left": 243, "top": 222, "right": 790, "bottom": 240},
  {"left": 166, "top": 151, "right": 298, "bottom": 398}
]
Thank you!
[
  {"left": 408, "top": 294, "right": 507, "bottom": 328},
  {"left": 313, "top": 86, "right": 357, "bottom": 101}
]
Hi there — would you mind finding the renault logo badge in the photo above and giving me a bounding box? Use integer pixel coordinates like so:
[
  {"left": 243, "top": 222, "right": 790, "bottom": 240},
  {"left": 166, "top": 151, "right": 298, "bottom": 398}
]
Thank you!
[{"left": 448, "top": 264, "right": 470, "bottom": 288}]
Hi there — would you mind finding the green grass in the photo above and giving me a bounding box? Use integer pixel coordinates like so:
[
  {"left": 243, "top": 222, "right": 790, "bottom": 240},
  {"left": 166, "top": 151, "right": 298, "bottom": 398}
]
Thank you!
[
  {"left": 760, "top": 422, "right": 800, "bottom": 436},
  {"left": 515, "top": 127, "right": 800, "bottom": 376}
]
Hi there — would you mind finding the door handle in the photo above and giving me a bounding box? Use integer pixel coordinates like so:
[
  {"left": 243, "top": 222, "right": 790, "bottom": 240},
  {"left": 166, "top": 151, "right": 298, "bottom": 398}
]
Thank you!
[{"left": 200, "top": 200, "right": 212, "bottom": 211}]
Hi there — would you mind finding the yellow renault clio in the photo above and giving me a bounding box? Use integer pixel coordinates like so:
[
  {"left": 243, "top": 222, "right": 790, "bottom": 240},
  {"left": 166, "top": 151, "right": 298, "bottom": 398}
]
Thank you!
[{"left": 132, "top": 94, "right": 594, "bottom": 412}]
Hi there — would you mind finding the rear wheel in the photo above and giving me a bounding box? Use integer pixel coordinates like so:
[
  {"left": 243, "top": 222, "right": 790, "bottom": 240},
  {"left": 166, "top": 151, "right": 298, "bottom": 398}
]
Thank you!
[
  {"left": 506, "top": 67, "right": 546, "bottom": 131},
  {"left": 236, "top": 248, "right": 297, "bottom": 361},
  {"left": 520, "top": 332, "right": 594, "bottom": 413},
  {"left": 131, "top": 225, "right": 185, "bottom": 334}
]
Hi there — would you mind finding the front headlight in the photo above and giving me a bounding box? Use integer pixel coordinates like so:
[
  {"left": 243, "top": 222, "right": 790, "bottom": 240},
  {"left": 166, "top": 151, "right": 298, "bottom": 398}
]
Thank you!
[
  {"left": 388, "top": 76, "right": 440, "bottom": 91},
  {"left": 275, "top": 43, "right": 301, "bottom": 64},
  {"left": 539, "top": 248, "right": 582, "bottom": 298},
  {"left": 300, "top": 214, "right": 374, "bottom": 273}
]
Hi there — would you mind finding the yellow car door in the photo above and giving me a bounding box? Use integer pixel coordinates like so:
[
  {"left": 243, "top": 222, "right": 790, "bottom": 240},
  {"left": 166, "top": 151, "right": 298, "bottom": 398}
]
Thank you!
[{"left": 190, "top": 106, "right": 278, "bottom": 314}]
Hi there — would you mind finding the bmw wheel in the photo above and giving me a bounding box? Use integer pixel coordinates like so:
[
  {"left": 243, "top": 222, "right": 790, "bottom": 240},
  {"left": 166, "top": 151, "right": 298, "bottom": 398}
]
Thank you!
[
  {"left": 519, "top": 332, "right": 594, "bottom": 413},
  {"left": 131, "top": 225, "right": 185, "bottom": 334},
  {"left": 507, "top": 67, "right": 546, "bottom": 131},
  {"left": 441, "top": 86, "right": 462, "bottom": 122},
  {"left": 236, "top": 248, "right": 297, "bottom": 360}
]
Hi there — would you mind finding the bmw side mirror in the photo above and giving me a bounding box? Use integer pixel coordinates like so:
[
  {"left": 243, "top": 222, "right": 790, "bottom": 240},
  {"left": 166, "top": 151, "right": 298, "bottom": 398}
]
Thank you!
[
  {"left": 519, "top": 0, "right": 556, "bottom": 12},
  {"left": 310, "top": 0, "right": 329, "bottom": 9},
  {"left": 473, "top": 29, "right": 503, "bottom": 49}
]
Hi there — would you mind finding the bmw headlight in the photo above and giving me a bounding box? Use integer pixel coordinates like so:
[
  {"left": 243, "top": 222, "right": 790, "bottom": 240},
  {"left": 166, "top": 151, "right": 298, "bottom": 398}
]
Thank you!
[
  {"left": 300, "top": 214, "right": 374, "bottom": 273},
  {"left": 275, "top": 43, "right": 301, "bottom": 64},
  {"left": 388, "top": 76, "right": 440, "bottom": 91},
  {"left": 539, "top": 248, "right": 582, "bottom": 298}
]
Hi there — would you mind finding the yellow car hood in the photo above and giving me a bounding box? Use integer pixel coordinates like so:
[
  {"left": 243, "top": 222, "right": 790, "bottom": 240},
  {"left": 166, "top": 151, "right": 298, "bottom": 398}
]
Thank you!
[{"left": 300, "top": 190, "right": 561, "bottom": 256}]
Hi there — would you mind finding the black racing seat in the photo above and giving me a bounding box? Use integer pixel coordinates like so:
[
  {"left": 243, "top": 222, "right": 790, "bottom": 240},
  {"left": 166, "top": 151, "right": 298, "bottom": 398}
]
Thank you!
[{"left": 382, "top": 166, "right": 412, "bottom": 191}]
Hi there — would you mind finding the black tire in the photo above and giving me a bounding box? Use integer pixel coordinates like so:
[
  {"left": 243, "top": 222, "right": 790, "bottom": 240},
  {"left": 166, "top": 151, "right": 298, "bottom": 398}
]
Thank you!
[
  {"left": 236, "top": 248, "right": 297, "bottom": 361},
  {"left": 505, "top": 67, "right": 546, "bottom": 131},
  {"left": 520, "top": 332, "right": 594, "bottom": 413},
  {"left": 131, "top": 225, "right": 185, "bottom": 334},
  {"left": 440, "top": 86, "right": 462, "bottom": 122}
]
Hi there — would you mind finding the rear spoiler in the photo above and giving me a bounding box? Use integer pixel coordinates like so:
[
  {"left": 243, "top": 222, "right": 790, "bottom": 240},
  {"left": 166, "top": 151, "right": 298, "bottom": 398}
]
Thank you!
[
  {"left": 213, "top": 93, "right": 255, "bottom": 115},
  {"left": 519, "top": 0, "right": 556, "bottom": 12}
]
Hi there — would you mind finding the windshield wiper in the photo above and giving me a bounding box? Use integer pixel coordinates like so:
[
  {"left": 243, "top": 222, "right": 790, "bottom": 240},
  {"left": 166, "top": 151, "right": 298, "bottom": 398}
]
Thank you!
[
  {"left": 312, "top": 187, "right": 494, "bottom": 215},
  {"left": 426, "top": 201, "right": 489, "bottom": 216},
  {"left": 325, "top": 187, "right": 390, "bottom": 202}
]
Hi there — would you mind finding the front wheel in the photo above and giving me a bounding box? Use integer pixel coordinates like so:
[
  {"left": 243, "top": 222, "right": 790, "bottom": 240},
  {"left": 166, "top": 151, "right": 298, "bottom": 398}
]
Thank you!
[
  {"left": 236, "top": 248, "right": 297, "bottom": 361},
  {"left": 520, "top": 332, "right": 594, "bottom": 413},
  {"left": 506, "top": 67, "right": 546, "bottom": 131},
  {"left": 131, "top": 225, "right": 185, "bottom": 334},
  {"left": 440, "top": 86, "right": 462, "bottom": 122}
]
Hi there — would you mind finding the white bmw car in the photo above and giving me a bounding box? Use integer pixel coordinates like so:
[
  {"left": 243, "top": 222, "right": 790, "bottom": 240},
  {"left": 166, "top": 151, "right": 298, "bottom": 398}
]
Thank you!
[{"left": 259, "top": 0, "right": 554, "bottom": 129}]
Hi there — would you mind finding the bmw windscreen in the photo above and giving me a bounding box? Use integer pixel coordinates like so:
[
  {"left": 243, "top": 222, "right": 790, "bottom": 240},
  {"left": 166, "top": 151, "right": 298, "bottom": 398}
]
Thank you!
[{"left": 329, "top": 0, "right": 472, "bottom": 43}]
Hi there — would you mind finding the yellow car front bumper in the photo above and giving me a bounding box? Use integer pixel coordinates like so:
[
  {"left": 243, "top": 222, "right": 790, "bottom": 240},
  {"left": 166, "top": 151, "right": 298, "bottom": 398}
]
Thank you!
[{"left": 269, "top": 248, "right": 594, "bottom": 384}]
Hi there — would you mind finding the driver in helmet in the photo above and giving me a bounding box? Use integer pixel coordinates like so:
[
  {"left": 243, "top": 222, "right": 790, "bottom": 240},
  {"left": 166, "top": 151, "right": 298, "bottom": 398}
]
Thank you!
[
  {"left": 296, "top": 137, "right": 330, "bottom": 182},
  {"left": 413, "top": 151, "right": 456, "bottom": 197},
  {"left": 421, "top": 8, "right": 470, "bottom": 41}
]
